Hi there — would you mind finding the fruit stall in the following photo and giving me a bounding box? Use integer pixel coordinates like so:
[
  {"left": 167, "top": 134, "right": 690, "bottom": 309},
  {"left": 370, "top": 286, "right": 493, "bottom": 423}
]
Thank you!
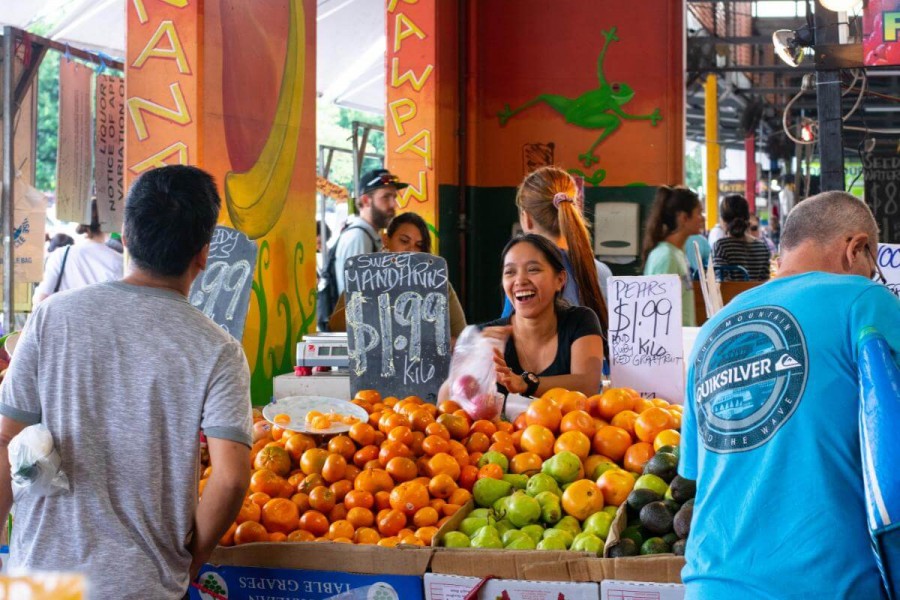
[{"left": 191, "top": 387, "right": 691, "bottom": 600}]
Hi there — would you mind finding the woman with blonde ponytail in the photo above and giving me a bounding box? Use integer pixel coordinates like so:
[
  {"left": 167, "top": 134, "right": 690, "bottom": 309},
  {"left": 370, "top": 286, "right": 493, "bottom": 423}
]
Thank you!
[
  {"left": 506, "top": 167, "right": 610, "bottom": 339},
  {"left": 641, "top": 186, "right": 704, "bottom": 326}
]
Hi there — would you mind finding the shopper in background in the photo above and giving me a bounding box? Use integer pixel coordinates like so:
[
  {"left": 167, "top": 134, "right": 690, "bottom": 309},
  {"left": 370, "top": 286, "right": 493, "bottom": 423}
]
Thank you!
[
  {"left": 46, "top": 233, "right": 74, "bottom": 253},
  {"left": 641, "top": 186, "right": 704, "bottom": 326},
  {"left": 681, "top": 191, "right": 899, "bottom": 599},
  {"left": 0, "top": 166, "right": 252, "bottom": 599},
  {"left": 482, "top": 234, "right": 604, "bottom": 397},
  {"left": 329, "top": 212, "right": 467, "bottom": 341},
  {"left": 748, "top": 214, "right": 776, "bottom": 253},
  {"left": 33, "top": 201, "right": 123, "bottom": 304},
  {"left": 506, "top": 166, "right": 610, "bottom": 340},
  {"left": 712, "top": 194, "right": 771, "bottom": 281}
]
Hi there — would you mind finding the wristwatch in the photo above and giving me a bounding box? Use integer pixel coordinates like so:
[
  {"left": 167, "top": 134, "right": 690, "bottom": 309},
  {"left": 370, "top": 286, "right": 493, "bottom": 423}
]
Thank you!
[{"left": 521, "top": 371, "right": 540, "bottom": 397}]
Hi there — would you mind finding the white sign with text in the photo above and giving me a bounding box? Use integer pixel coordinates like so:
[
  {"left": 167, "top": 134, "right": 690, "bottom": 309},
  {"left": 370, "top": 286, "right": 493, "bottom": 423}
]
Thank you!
[
  {"left": 877, "top": 244, "right": 900, "bottom": 299},
  {"left": 607, "top": 275, "right": 685, "bottom": 404}
]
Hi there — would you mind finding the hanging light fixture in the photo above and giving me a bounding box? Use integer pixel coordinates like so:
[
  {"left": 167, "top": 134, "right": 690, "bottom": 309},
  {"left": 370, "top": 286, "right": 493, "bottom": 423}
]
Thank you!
[{"left": 819, "top": 0, "right": 862, "bottom": 11}]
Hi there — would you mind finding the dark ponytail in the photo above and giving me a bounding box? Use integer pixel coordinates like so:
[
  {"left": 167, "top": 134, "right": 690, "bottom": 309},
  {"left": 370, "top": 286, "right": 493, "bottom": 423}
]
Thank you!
[
  {"left": 641, "top": 186, "right": 701, "bottom": 263},
  {"left": 720, "top": 194, "right": 750, "bottom": 238}
]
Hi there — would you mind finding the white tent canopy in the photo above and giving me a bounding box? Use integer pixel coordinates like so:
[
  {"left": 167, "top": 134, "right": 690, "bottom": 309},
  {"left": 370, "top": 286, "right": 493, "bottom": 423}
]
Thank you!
[{"left": 0, "top": 0, "right": 386, "bottom": 114}]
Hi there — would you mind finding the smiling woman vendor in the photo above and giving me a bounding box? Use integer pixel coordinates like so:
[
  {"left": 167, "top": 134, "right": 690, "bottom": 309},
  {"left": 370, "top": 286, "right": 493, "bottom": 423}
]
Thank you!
[{"left": 482, "top": 234, "right": 605, "bottom": 397}]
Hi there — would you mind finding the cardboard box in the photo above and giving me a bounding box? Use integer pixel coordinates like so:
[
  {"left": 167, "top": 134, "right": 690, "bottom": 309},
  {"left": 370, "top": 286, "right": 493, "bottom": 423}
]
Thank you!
[
  {"left": 191, "top": 542, "right": 433, "bottom": 600},
  {"left": 424, "top": 572, "right": 600, "bottom": 600},
  {"left": 600, "top": 579, "right": 685, "bottom": 600}
]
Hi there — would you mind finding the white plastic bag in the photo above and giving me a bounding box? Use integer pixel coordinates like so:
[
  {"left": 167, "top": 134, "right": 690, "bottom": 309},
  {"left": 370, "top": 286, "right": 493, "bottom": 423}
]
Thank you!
[
  {"left": 8, "top": 424, "right": 69, "bottom": 499},
  {"left": 447, "top": 326, "right": 504, "bottom": 421}
]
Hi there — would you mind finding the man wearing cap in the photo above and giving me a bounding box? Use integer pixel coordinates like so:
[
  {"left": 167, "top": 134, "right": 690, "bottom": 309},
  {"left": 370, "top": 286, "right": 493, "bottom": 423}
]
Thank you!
[{"left": 334, "top": 168, "right": 406, "bottom": 294}]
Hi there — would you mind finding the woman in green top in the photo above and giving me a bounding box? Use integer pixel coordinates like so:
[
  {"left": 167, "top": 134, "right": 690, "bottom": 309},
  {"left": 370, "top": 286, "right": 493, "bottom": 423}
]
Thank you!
[{"left": 641, "top": 186, "right": 704, "bottom": 326}]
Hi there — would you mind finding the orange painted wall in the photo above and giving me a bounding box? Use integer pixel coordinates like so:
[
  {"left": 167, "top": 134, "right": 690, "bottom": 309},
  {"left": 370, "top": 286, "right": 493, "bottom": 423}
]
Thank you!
[{"left": 126, "top": 0, "right": 317, "bottom": 404}]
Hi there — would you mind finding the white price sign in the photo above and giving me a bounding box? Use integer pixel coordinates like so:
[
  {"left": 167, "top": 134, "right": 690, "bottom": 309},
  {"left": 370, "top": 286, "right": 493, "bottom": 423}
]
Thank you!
[
  {"left": 877, "top": 243, "right": 900, "bottom": 298},
  {"left": 607, "top": 275, "right": 685, "bottom": 404}
]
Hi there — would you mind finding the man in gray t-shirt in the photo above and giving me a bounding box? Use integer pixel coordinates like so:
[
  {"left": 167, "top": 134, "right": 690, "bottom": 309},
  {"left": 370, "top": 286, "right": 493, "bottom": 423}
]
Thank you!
[{"left": 0, "top": 166, "right": 252, "bottom": 599}]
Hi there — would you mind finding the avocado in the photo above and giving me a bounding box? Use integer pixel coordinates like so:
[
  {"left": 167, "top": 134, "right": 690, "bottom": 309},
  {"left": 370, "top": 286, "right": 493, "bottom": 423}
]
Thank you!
[
  {"left": 627, "top": 488, "right": 663, "bottom": 516},
  {"left": 640, "top": 501, "right": 674, "bottom": 535},
  {"left": 662, "top": 532, "right": 679, "bottom": 546},
  {"left": 640, "top": 536, "right": 672, "bottom": 555},
  {"left": 674, "top": 503, "right": 693, "bottom": 539},
  {"left": 672, "top": 538, "right": 687, "bottom": 556},
  {"left": 655, "top": 444, "right": 679, "bottom": 458},
  {"left": 642, "top": 452, "right": 679, "bottom": 483},
  {"left": 619, "top": 524, "right": 644, "bottom": 547},
  {"left": 664, "top": 499, "right": 681, "bottom": 515},
  {"left": 607, "top": 538, "right": 639, "bottom": 557},
  {"left": 669, "top": 476, "right": 696, "bottom": 503}
]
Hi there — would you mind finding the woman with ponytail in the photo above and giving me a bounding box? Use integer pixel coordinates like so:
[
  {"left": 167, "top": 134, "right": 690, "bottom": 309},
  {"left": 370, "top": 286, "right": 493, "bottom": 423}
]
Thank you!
[
  {"left": 508, "top": 167, "right": 610, "bottom": 339},
  {"left": 712, "top": 194, "right": 771, "bottom": 281},
  {"left": 641, "top": 186, "right": 704, "bottom": 326}
]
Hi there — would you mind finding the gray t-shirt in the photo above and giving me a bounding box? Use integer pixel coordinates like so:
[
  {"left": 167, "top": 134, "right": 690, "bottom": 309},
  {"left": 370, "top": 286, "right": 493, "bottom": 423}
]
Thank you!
[{"left": 0, "top": 281, "right": 252, "bottom": 599}]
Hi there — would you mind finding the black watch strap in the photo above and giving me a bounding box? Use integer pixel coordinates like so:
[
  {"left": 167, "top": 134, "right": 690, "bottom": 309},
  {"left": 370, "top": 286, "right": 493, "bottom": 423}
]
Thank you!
[{"left": 522, "top": 371, "right": 540, "bottom": 397}]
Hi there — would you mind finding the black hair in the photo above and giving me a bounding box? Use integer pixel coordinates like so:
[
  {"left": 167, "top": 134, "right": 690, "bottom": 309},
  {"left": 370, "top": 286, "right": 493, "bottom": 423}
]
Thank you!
[
  {"left": 641, "top": 186, "right": 701, "bottom": 263},
  {"left": 75, "top": 200, "right": 102, "bottom": 236},
  {"left": 501, "top": 234, "right": 570, "bottom": 312},
  {"left": 48, "top": 233, "right": 75, "bottom": 252},
  {"left": 720, "top": 194, "right": 750, "bottom": 238},
  {"left": 317, "top": 221, "right": 332, "bottom": 242},
  {"left": 124, "top": 165, "right": 221, "bottom": 277},
  {"left": 387, "top": 212, "right": 431, "bottom": 254}
]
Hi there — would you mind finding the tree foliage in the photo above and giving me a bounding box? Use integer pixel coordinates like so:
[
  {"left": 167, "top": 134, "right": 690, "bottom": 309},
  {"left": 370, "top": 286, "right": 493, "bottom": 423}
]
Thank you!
[{"left": 35, "top": 52, "right": 60, "bottom": 192}]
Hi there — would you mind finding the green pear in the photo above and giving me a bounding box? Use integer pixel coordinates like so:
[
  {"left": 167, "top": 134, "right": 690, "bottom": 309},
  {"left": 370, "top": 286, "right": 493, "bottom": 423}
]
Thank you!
[
  {"left": 571, "top": 531, "right": 604, "bottom": 556},
  {"left": 478, "top": 451, "right": 510, "bottom": 474},
  {"left": 473, "top": 478, "right": 513, "bottom": 508},
  {"left": 591, "top": 459, "right": 618, "bottom": 480},
  {"left": 541, "top": 527, "right": 573, "bottom": 549},
  {"left": 493, "top": 495, "right": 511, "bottom": 518},
  {"left": 442, "top": 531, "right": 470, "bottom": 548},
  {"left": 537, "top": 536, "right": 567, "bottom": 550},
  {"left": 502, "top": 529, "right": 529, "bottom": 546},
  {"left": 553, "top": 516, "right": 582, "bottom": 537},
  {"left": 471, "top": 525, "right": 503, "bottom": 549},
  {"left": 603, "top": 505, "right": 619, "bottom": 518},
  {"left": 542, "top": 451, "right": 582, "bottom": 484},
  {"left": 502, "top": 473, "right": 529, "bottom": 490},
  {"left": 494, "top": 518, "right": 514, "bottom": 537},
  {"left": 526, "top": 473, "right": 561, "bottom": 497},
  {"left": 534, "top": 491, "right": 562, "bottom": 525},
  {"left": 469, "top": 508, "right": 492, "bottom": 520},
  {"left": 505, "top": 535, "right": 536, "bottom": 550},
  {"left": 583, "top": 511, "right": 614, "bottom": 541},
  {"left": 507, "top": 493, "right": 542, "bottom": 528},
  {"left": 521, "top": 524, "right": 545, "bottom": 544},
  {"left": 460, "top": 517, "right": 489, "bottom": 538}
]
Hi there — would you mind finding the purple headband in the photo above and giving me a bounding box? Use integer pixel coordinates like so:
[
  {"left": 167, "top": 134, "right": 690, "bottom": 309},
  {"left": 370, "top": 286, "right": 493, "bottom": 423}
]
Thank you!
[{"left": 553, "top": 192, "right": 574, "bottom": 209}]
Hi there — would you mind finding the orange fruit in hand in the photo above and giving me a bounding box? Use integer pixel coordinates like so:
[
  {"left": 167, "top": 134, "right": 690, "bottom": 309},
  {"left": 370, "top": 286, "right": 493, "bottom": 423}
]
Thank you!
[
  {"left": 298, "top": 510, "right": 329, "bottom": 537},
  {"left": 553, "top": 430, "right": 592, "bottom": 460},
  {"left": 597, "top": 468, "right": 636, "bottom": 506},
  {"left": 592, "top": 426, "right": 633, "bottom": 462},
  {"left": 654, "top": 429, "right": 681, "bottom": 451},
  {"left": 597, "top": 388, "right": 636, "bottom": 420},
  {"left": 520, "top": 424, "right": 555, "bottom": 459},
  {"left": 234, "top": 521, "right": 269, "bottom": 545},
  {"left": 389, "top": 481, "right": 430, "bottom": 516},
  {"left": 386, "top": 457, "right": 418, "bottom": 483},
  {"left": 560, "top": 410, "right": 597, "bottom": 438},
  {"left": 377, "top": 508, "right": 407, "bottom": 537},
  {"left": 300, "top": 448, "right": 329, "bottom": 475},
  {"left": 308, "top": 486, "right": 336, "bottom": 513},
  {"left": 623, "top": 442, "right": 656, "bottom": 473},
  {"left": 510, "top": 452, "right": 543, "bottom": 475},
  {"left": 254, "top": 445, "right": 291, "bottom": 477},
  {"left": 354, "top": 468, "right": 394, "bottom": 494},
  {"left": 634, "top": 407, "right": 675, "bottom": 443},
  {"left": 557, "top": 391, "right": 589, "bottom": 414},
  {"left": 610, "top": 410, "right": 640, "bottom": 438},
  {"left": 261, "top": 498, "right": 300, "bottom": 534},
  {"left": 525, "top": 399, "right": 563, "bottom": 432},
  {"left": 561, "top": 479, "right": 604, "bottom": 521}
]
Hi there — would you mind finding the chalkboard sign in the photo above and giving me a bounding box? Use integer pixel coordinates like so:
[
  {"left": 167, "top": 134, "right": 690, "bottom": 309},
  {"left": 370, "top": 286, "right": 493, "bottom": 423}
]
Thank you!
[
  {"left": 607, "top": 275, "right": 685, "bottom": 404},
  {"left": 343, "top": 252, "right": 451, "bottom": 403},
  {"left": 189, "top": 225, "right": 258, "bottom": 341},
  {"left": 863, "top": 154, "right": 900, "bottom": 244}
]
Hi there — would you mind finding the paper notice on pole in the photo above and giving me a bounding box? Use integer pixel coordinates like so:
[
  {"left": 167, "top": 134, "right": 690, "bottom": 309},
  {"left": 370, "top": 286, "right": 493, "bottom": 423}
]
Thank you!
[
  {"left": 607, "top": 275, "right": 685, "bottom": 404},
  {"left": 877, "top": 244, "right": 900, "bottom": 299},
  {"left": 57, "top": 60, "right": 93, "bottom": 224},
  {"left": 0, "top": 181, "right": 47, "bottom": 283},
  {"left": 94, "top": 75, "right": 125, "bottom": 232}
]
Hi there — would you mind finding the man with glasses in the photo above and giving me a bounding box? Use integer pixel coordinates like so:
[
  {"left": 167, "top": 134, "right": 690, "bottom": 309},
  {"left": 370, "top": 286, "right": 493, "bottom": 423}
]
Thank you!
[
  {"left": 679, "top": 191, "right": 899, "bottom": 599},
  {"left": 333, "top": 169, "right": 407, "bottom": 295}
]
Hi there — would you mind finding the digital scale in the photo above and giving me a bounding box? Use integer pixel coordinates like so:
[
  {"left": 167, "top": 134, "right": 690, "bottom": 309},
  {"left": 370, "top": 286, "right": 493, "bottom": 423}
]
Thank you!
[{"left": 273, "top": 333, "right": 352, "bottom": 400}]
